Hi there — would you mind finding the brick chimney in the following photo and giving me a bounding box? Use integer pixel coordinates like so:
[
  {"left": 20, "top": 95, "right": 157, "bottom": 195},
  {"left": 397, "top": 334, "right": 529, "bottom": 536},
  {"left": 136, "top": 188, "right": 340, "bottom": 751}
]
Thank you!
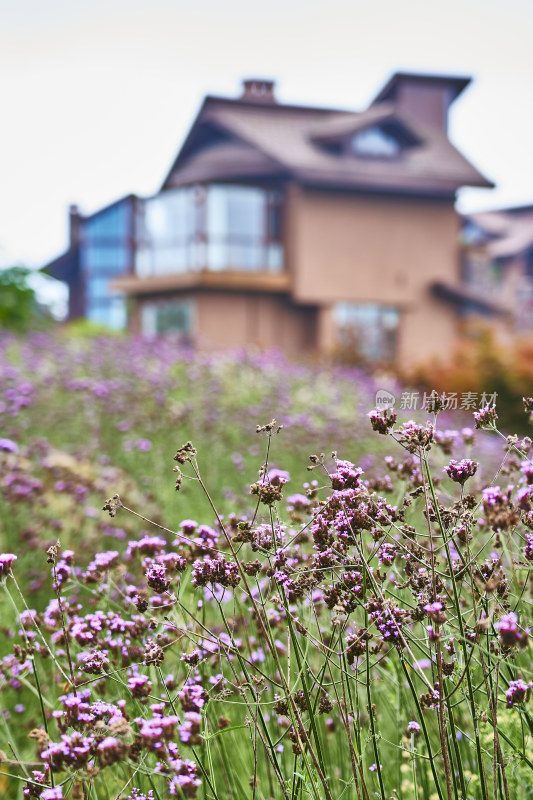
[
  {"left": 240, "top": 79, "right": 276, "bottom": 103},
  {"left": 69, "top": 204, "right": 82, "bottom": 247},
  {"left": 372, "top": 73, "right": 471, "bottom": 132}
]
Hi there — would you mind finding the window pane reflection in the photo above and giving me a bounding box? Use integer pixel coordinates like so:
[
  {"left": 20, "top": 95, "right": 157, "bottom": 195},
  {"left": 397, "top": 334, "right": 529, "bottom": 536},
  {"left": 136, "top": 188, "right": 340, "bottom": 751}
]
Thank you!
[
  {"left": 334, "top": 303, "right": 399, "bottom": 361},
  {"left": 141, "top": 301, "right": 193, "bottom": 338},
  {"left": 135, "top": 184, "right": 283, "bottom": 277}
]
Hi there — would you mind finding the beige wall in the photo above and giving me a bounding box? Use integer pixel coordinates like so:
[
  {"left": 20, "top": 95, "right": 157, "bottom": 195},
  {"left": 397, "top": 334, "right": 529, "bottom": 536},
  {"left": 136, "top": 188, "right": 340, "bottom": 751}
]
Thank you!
[
  {"left": 286, "top": 185, "right": 462, "bottom": 366},
  {"left": 196, "top": 293, "right": 317, "bottom": 353},
  {"left": 128, "top": 186, "right": 465, "bottom": 367},
  {"left": 132, "top": 291, "right": 317, "bottom": 354}
]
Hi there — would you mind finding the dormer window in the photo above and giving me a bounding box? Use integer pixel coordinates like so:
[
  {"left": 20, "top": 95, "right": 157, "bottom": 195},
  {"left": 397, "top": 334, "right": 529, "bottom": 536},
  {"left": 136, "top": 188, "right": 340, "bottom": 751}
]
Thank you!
[{"left": 350, "top": 126, "right": 401, "bottom": 158}]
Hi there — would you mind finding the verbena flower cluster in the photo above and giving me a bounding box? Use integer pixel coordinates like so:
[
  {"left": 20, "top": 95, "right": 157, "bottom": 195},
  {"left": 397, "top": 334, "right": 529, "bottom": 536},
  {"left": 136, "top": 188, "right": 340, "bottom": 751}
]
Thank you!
[{"left": 0, "top": 333, "right": 530, "bottom": 799}]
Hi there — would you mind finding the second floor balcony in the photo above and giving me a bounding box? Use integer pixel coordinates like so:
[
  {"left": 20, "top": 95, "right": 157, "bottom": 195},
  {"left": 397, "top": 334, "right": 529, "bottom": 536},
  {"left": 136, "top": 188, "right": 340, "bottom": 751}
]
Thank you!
[
  {"left": 133, "top": 183, "right": 283, "bottom": 281},
  {"left": 79, "top": 183, "right": 285, "bottom": 324}
]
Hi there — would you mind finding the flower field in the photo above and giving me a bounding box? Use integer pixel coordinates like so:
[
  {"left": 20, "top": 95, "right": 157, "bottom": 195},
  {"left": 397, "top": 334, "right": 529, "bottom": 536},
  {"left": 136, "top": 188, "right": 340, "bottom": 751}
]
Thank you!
[{"left": 0, "top": 332, "right": 531, "bottom": 800}]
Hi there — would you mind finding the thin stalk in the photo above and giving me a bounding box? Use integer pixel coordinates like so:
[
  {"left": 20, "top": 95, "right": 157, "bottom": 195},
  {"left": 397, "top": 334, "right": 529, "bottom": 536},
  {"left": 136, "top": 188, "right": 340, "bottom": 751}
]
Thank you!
[
  {"left": 422, "top": 455, "right": 489, "bottom": 800},
  {"left": 401, "top": 656, "right": 445, "bottom": 800},
  {"left": 365, "top": 643, "right": 386, "bottom": 800}
]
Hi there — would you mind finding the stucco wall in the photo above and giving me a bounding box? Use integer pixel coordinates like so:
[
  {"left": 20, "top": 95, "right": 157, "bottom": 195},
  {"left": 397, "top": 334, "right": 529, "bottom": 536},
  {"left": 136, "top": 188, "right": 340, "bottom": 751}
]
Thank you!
[
  {"left": 131, "top": 291, "right": 317, "bottom": 354},
  {"left": 286, "top": 185, "right": 461, "bottom": 366},
  {"left": 196, "top": 293, "right": 317, "bottom": 353}
]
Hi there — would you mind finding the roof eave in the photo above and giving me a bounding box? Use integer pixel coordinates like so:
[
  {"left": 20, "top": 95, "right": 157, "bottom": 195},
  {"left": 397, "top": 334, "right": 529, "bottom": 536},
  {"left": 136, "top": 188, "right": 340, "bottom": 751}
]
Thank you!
[
  {"left": 372, "top": 72, "right": 472, "bottom": 106},
  {"left": 432, "top": 281, "right": 510, "bottom": 316}
]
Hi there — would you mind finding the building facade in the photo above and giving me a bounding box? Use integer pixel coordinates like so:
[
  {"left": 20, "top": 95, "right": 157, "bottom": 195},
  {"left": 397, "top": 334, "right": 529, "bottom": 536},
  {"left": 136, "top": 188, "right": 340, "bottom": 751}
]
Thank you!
[
  {"left": 461, "top": 206, "right": 533, "bottom": 333},
  {"left": 45, "top": 72, "right": 495, "bottom": 367}
]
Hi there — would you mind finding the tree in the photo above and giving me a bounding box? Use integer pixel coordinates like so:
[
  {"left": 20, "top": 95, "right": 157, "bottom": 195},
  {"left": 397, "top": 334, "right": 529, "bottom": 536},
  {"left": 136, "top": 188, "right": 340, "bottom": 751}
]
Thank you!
[{"left": 0, "top": 266, "right": 46, "bottom": 332}]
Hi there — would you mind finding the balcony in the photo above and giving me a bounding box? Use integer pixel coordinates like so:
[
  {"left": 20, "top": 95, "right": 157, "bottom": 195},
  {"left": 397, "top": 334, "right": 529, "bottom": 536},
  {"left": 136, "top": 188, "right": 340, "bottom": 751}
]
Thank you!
[
  {"left": 113, "top": 268, "right": 291, "bottom": 296},
  {"left": 127, "top": 183, "right": 284, "bottom": 288}
]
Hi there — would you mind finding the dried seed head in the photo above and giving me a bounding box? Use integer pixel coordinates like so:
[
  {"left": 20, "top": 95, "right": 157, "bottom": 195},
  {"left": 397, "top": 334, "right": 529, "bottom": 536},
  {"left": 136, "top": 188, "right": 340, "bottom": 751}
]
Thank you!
[
  {"left": 102, "top": 494, "right": 121, "bottom": 518},
  {"left": 46, "top": 541, "right": 61, "bottom": 565},
  {"left": 256, "top": 419, "right": 280, "bottom": 434},
  {"left": 173, "top": 441, "right": 196, "bottom": 464}
]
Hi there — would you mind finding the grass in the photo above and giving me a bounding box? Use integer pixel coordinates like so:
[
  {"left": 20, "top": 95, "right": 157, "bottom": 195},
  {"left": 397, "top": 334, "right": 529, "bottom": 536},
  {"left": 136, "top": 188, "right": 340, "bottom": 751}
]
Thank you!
[{"left": 0, "top": 331, "right": 531, "bottom": 800}]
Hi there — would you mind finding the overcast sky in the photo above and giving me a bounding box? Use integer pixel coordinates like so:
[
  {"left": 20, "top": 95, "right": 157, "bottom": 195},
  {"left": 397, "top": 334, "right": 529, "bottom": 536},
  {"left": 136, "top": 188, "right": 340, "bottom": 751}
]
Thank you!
[{"left": 1, "top": 0, "right": 532, "bottom": 270}]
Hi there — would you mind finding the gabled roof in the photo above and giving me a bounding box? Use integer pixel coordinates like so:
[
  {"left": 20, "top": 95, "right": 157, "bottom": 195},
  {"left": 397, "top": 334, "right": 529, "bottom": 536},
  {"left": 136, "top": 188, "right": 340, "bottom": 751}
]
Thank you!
[
  {"left": 162, "top": 77, "right": 493, "bottom": 197},
  {"left": 42, "top": 247, "right": 79, "bottom": 282},
  {"left": 464, "top": 206, "right": 533, "bottom": 259},
  {"left": 308, "top": 103, "right": 422, "bottom": 147},
  {"left": 372, "top": 72, "right": 471, "bottom": 105}
]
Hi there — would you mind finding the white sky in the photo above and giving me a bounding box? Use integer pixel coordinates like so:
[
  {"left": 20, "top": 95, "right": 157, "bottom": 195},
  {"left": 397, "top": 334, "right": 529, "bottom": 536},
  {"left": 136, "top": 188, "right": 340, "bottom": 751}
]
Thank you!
[{"left": 1, "top": 0, "right": 532, "bottom": 270}]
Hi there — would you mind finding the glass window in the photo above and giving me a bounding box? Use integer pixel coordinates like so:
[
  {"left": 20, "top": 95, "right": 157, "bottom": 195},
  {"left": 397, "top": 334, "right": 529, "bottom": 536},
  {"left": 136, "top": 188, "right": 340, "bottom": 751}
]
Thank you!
[
  {"left": 81, "top": 199, "right": 133, "bottom": 332},
  {"left": 85, "top": 202, "right": 131, "bottom": 241},
  {"left": 87, "top": 298, "right": 127, "bottom": 331},
  {"left": 141, "top": 301, "right": 193, "bottom": 338},
  {"left": 350, "top": 127, "right": 401, "bottom": 158},
  {"left": 138, "top": 188, "right": 199, "bottom": 277},
  {"left": 84, "top": 245, "right": 129, "bottom": 274},
  {"left": 334, "top": 303, "right": 399, "bottom": 361},
  {"left": 134, "top": 185, "right": 284, "bottom": 277},
  {"left": 86, "top": 276, "right": 111, "bottom": 302}
]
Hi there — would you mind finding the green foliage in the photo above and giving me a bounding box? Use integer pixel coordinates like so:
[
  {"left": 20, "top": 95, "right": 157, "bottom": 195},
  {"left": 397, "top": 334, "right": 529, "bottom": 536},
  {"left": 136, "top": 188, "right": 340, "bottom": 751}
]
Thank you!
[
  {"left": 1, "top": 334, "right": 531, "bottom": 800},
  {"left": 0, "top": 266, "right": 49, "bottom": 332},
  {"left": 62, "top": 318, "right": 126, "bottom": 338},
  {"left": 408, "top": 323, "right": 533, "bottom": 432}
]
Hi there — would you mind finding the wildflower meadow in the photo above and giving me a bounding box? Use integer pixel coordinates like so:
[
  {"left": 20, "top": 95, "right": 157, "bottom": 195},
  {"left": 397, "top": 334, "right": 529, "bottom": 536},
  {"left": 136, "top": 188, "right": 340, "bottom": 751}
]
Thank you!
[{"left": 0, "top": 332, "right": 531, "bottom": 800}]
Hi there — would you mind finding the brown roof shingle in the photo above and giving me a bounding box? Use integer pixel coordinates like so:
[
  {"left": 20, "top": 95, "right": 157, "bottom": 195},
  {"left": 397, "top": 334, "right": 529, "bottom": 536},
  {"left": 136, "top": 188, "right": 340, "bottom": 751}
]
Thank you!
[{"left": 162, "top": 82, "right": 493, "bottom": 196}]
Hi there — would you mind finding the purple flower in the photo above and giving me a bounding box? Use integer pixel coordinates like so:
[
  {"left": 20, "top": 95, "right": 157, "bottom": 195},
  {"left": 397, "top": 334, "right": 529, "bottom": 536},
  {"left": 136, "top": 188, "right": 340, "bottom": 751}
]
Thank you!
[
  {"left": 83, "top": 551, "right": 119, "bottom": 582},
  {"left": 42, "top": 732, "right": 93, "bottom": 771},
  {"left": 79, "top": 649, "right": 110, "bottom": 675},
  {"left": 0, "top": 438, "right": 18, "bottom": 453},
  {"left": 137, "top": 714, "right": 181, "bottom": 750},
  {"left": 330, "top": 460, "right": 363, "bottom": 490},
  {"left": 127, "top": 674, "right": 152, "bottom": 699},
  {"left": 97, "top": 735, "right": 127, "bottom": 765},
  {"left": 128, "top": 536, "right": 167, "bottom": 557},
  {"left": 178, "top": 711, "right": 202, "bottom": 745},
  {"left": 427, "top": 626, "right": 439, "bottom": 641},
  {"left": 41, "top": 789, "right": 63, "bottom": 800},
  {"left": 145, "top": 563, "right": 170, "bottom": 593},
  {"left": 461, "top": 427, "right": 475, "bottom": 444},
  {"left": 505, "top": 679, "right": 532, "bottom": 708},
  {"left": 168, "top": 761, "right": 202, "bottom": 797},
  {"left": 368, "top": 407, "right": 397, "bottom": 435},
  {"left": 443, "top": 459, "right": 478, "bottom": 485},
  {"left": 286, "top": 493, "right": 311, "bottom": 512},
  {"left": 192, "top": 557, "right": 240, "bottom": 589},
  {"left": 134, "top": 438, "right": 152, "bottom": 451},
  {"left": 266, "top": 468, "right": 290, "bottom": 486},
  {"left": 0, "top": 553, "right": 17, "bottom": 577},
  {"left": 524, "top": 533, "right": 533, "bottom": 562},
  {"left": 474, "top": 405, "right": 497, "bottom": 429},
  {"left": 377, "top": 542, "right": 396, "bottom": 566},
  {"left": 366, "top": 598, "right": 407, "bottom": 647},
  {"left": 407, "top": 721, "right": 421, "bottom": 733},
  {"left": 423, "top": 601, "right": 447, "bottom": 624},
  {"left": 179, "top": 682, "right": 207, "bottom": 712},
  {"left": 495, "top": 612, "right": 529, "bottom": 648},
  {"left": 515, "top": 485, "right": 533, "bottom": 511}
]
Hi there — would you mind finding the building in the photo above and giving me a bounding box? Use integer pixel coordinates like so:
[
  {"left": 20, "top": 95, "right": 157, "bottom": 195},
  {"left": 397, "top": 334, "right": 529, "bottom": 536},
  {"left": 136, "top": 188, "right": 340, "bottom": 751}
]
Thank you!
[
  {"left": 44, "top": 72, "right": 495, "bottom": 366},
  {"left": 461, "top": 205, "right": 533, "bottom": 332}
]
